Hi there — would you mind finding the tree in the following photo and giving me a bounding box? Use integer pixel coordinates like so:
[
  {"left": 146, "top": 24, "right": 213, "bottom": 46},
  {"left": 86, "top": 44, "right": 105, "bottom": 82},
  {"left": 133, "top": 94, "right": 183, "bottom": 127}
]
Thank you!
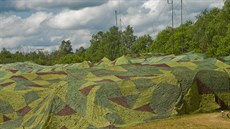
[
  {"left": 131, "top": 35, "right": 153, "bottom": 54},
  {"left": 86, "top": 26, "right": 122, "bottom": 62},
  {"left": 85, "top": 31, "right": 106, "bottom": 62},
  {"left": 58, "top": 40, "right": 73, "bottom": 55},
  {"left": 1, "top": 48, "right": 11, "bottom": 58},
  {"left": 148, "top": 27, "right": 172, "bottom": 54},
  {"left": 0, "top": 48, "right": 12, "bottom": 63},
  {"left": 76, "top": 46, "right": 85, "bottom": 55},
  {"left": 121, "top": 25, "right": 137, "bottom": 54}
]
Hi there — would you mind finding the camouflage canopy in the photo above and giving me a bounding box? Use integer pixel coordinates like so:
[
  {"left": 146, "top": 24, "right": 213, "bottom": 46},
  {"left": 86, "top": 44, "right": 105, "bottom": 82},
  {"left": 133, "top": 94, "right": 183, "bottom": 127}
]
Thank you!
[{"left": 0, "top": 52, "right": 229, "bottom": 129}]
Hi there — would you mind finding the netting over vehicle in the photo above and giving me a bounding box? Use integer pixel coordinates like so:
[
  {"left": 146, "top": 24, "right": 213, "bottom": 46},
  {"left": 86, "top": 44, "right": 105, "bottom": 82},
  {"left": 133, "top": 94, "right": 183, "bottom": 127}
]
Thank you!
[{"left": 0, "top": 52, "right": 229, "bottom": 129}]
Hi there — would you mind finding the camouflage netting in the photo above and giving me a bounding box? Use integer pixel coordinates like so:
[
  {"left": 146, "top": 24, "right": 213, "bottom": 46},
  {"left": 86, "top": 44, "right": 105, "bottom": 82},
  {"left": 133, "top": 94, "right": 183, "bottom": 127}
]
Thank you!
[{"left": 0, "top": 52, "right": 229, "bottom": 129}]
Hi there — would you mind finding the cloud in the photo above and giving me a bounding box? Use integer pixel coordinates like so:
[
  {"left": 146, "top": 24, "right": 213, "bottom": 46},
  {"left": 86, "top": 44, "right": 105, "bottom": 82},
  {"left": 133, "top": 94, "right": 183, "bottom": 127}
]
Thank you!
[
  {"left": 142, "top": 0, "right": 160, "bottom": 13},
  {"left": 0, "top": 0, "right": 108, "bottom": 12},
  {"left": 209, "top": 1, "right": 225, "bottom": 9},
  {"left": 0, "top": 0, "right": 225, "bottom": 52},
  {"left": 50, "top": 36, "right": 63, "bottom": 42},
  {"left": 0, "top": 36, "right": 25, "bottom": 48},
  {"left": 46, "top": 0, "right": 119, "bottom": 30},
  {"left": 0, "top": 12, "right": 52, "bottom": 37}
]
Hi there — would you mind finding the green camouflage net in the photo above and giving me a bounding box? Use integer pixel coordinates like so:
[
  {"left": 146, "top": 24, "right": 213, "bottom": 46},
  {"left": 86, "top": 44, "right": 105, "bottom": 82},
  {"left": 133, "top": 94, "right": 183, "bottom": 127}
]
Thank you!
[{"left": 0, "top": 52, "right": 229, "bottom": 129}]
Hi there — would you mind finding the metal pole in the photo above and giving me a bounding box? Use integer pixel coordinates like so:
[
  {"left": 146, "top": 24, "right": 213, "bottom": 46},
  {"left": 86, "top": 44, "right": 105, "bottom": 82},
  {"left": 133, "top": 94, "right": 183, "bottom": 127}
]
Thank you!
[
  {"left": 181, "top": 0, "right": 184, "bottom": 53},
  {"left": 119, "top": 0, "right": 122, "bottom": 31},
  {"left": 167, "top": 0, "right": 174, "bottom": 54},
  {"left": 181, "top": 0, "right": 183, "bottom": 25},
  {"left": 172, "top": 0, "right": 174, "bottom": 54},
  {"left": 115, "top": 10, "right": 118, "bottom": 27}
]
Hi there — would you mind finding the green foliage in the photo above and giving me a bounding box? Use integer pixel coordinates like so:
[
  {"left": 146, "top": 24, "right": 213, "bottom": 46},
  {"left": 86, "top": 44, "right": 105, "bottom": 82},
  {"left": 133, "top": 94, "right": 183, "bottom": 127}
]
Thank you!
[
  {"left": 58, "top": 40, "right": 73, "bottom": 55},
  {"left": 85, "top": 26, "right": 137, "bottom": 62},
  {"left": 149, "top": 1, "right": 230, "bottom": 56},
  {"left": 131, "top": 35, "right": 153, "bottom": 54},
  {"left": 0, "top": 1, "right": 230, "bottom": 65}
]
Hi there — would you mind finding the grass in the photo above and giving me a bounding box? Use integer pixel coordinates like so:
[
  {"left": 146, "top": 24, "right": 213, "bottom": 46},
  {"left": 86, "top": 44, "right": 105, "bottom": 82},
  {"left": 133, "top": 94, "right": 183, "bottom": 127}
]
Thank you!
[{"left": 123, "top": 112, "right": 230, "bottom": 129}]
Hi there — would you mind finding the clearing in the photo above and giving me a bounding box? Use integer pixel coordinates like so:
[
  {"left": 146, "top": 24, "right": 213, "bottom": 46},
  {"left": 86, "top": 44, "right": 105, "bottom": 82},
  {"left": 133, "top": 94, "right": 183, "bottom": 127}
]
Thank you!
[{"left": 124, "top": 112, "right": 230, "bottom": 129}]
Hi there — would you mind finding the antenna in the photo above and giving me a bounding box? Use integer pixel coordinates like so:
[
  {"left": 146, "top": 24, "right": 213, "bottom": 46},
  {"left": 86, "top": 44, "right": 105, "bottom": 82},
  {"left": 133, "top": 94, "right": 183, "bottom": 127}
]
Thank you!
[
  {"left": 119, "top": 0, "right": 122, "bottom": 31},
  {"left": 115, "top": 10, "right": 118, "bottom": 27},
  {"left": 180, "top": 0, "right": 184, "bottom": 53},
  {"left": 181, "top": 0, "right": 183, "bottom": 26},
  {"left": 167, "top": 0, "right": 174, "bottom": 54}
]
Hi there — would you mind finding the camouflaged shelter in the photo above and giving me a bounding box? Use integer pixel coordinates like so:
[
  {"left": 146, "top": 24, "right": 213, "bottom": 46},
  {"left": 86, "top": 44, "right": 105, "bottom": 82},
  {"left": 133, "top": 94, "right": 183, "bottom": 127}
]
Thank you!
[{"left": 0, "top": 52, "right": 229, "bottom": 129}]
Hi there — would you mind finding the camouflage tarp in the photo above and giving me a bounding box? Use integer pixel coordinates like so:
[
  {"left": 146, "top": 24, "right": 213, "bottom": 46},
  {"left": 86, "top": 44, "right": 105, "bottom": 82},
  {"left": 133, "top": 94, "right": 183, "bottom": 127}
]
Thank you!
[{"left": 0, "top": 52, "right": 229, "bottom": 129}]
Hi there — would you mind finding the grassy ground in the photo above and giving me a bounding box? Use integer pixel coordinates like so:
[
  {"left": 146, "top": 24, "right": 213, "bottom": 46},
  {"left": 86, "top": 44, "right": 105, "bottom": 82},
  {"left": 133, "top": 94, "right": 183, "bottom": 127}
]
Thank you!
[{"left": 123, "top": 112, "right": 230, "bottom": 129}]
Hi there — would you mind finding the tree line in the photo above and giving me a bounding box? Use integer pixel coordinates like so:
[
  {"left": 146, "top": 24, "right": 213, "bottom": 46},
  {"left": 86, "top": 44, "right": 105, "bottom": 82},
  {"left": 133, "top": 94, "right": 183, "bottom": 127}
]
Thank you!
[{"left": 0, "top": 1, "right": 229, "bottom": 65}]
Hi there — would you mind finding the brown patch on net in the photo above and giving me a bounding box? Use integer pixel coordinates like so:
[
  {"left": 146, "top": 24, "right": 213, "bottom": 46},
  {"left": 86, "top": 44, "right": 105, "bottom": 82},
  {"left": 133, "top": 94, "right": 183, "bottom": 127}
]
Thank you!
[
  {"left": 105, "top": 123, "right": 116, "bottom": 129},
  {"left": 0, "top": 82, "right": 14, "bottom": 87},
  {"left": 115, "top": 75, "right": 130, "bottom": 79},
  {"left": 197, "top": 80, "right": 213, "bottom": 94},
  {"left": 79, "top": 85, "right": 96, "bottom": 96},
  {"left": 10, "top": 70, "right": 18, "bottom": 73},
  {"left": 151, "top": 63, "right": 171, "bottom": 68},
  {"left": 109, "top": 97, "right": 129, "bottom": 108},
  {"left": 28, "top": 82, "right": 43, "bottom": 88},
  {"left": 10, "top": 75, "right": 28, "bottom": 80},
  {"left": 226, "top": 67, "right": 230, "bottom": 70},
  {"left": 88, "top": 62, "right": 94, "bottom": 67},
  {"left": 17, "top": 106, "right": 31, "bottom": 116},
  {"left": 36, "top": 71, "right": 67, "bottom": 75},
  {"left": 95, "top": 79, "right": 114, "bottom": 83},
  {"left": 3, "top": 115, "right": 11, "bottom": 122},
  {"left": 134, "top": 103, "right": 154, "bottom": 112},
  {"left": 56, "top": 105, "right": 76, "bottom": 116},
  {"left": 215, "top": 95, "right": 229, "bottom": 110},
  {"left": 29, "top": 84, "right": 43, "bottom": 88},
  {"left": 27, "top": 66, "right": 33, "bottom": 69},
  {"left": 60, "top": 126, "right": 68, "bottom": 129}
]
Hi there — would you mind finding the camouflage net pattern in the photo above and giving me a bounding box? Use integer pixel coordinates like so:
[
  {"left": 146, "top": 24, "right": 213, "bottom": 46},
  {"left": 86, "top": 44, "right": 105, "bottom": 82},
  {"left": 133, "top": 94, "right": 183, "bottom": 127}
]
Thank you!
[{"left": 0, "top": 52, "right": 229, "bottom": 129}]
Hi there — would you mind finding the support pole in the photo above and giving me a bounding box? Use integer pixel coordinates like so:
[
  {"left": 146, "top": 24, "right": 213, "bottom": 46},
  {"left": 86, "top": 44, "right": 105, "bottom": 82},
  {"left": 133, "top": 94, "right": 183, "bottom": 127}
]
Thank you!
[
  {"left": 181, "top": 0, "right": 184, "bottom": 53},
  {"left": 167, "top": 0, "right": 174, "bottom": 54},
  {"left": 115, "top": 10, "right": 118, "bottom": 27}
]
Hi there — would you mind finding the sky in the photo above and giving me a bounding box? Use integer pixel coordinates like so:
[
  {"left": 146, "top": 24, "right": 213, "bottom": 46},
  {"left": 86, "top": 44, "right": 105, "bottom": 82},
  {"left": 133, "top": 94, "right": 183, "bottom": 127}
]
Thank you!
[{"left": 0, "top": 0, "right": 225, "bottom": 52}]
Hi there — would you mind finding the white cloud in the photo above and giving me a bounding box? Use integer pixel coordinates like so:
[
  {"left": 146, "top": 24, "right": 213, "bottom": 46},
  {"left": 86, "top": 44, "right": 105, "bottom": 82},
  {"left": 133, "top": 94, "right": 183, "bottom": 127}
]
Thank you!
[
  {"left": 50, "top": 36, "right": 63, "bottom": 42},
  {"left": 209, "top": 2, "right": 225, "bottom": 9},
  {"left": 0, "top": 12, "right": 52, "bottom": 37},
  {"left": 0, "top": 36, "right": 25, "bottom": 49},
  {"left": 46, "top": 0, "right": 119, "bottom": 30},
  {"left": 13, "top": 0, "right": 107, "bottom": 11},
  {"left": 142, "top": 0, "right": 160, "bottom": 13},
  {"left": 47, "top": 9, "right": 97, "bottom": 29}
]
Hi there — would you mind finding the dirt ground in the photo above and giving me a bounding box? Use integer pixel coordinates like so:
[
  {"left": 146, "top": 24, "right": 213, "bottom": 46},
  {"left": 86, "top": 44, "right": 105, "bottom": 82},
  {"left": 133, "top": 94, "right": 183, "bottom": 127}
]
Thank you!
[{"left": 123, "top": 112, "right": 230, "bottom": 129}]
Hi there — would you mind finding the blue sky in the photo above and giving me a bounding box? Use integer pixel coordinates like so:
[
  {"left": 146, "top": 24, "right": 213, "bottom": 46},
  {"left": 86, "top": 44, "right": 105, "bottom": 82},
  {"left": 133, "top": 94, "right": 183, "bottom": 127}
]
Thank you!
[{"left": 0, "top": 0, "right": 224, "bottom": 52}]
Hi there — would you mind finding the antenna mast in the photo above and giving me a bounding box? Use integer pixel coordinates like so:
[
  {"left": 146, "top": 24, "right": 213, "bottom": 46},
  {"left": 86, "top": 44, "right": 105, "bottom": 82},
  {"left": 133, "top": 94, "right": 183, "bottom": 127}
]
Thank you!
[
  {"left": 118, "top": 0, "right": 122, "bottom": 31},
  {"left": 181, "top": 0, "right": 184, "bottom": 53},
  {"left": 115, "top": 10, "right": 118, "bottom": 27},
  {"left": 167, "top": 0, "right": 174, "bottom": 54}
]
